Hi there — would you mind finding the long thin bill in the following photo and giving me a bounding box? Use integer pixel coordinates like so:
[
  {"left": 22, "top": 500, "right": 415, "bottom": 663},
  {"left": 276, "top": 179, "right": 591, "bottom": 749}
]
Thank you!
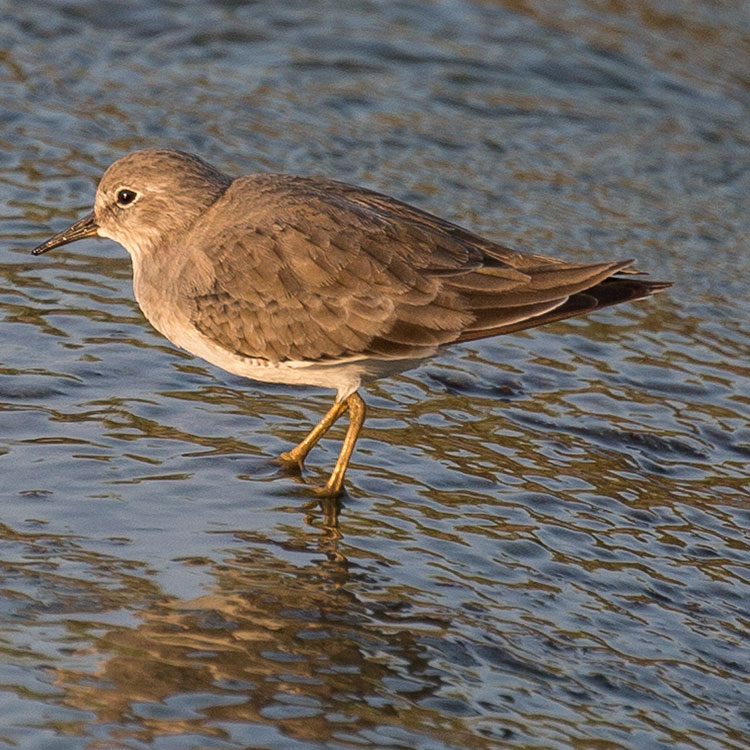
[{"left": 31, "top": 212, "right": 99, "bottom": 255}]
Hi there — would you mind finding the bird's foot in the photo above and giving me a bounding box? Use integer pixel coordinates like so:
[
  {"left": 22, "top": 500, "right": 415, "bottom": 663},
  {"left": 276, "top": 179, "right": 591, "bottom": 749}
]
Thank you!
[
  {"left": 311, "top": 474, "right": 346, "bottom": 498},
  {"left": 277, "top": 450, "right": 304, "bottom": 473}
]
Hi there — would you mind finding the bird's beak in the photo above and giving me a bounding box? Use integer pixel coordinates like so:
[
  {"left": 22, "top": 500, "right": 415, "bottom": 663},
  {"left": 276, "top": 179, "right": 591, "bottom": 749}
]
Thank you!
[{"left": 31, "top": 212, "right": 99, "bottom": 255}]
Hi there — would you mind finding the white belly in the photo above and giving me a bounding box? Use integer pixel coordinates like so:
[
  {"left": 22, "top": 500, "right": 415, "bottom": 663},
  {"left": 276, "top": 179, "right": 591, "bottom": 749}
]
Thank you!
[{"left": 166, "top": 322, "right": 365, "bottom": 401}]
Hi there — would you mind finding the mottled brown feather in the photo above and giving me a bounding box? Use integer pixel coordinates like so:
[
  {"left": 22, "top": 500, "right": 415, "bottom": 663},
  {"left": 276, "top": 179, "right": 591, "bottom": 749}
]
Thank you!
[{"left": 181, "top": 175, "right": 669, "bottom": 363}]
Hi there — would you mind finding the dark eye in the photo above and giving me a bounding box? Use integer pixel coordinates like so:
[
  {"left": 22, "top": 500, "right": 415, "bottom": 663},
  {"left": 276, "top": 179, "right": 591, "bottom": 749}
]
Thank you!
[{"left": 116, "top": 189, "right": 138, "bottom": 206}]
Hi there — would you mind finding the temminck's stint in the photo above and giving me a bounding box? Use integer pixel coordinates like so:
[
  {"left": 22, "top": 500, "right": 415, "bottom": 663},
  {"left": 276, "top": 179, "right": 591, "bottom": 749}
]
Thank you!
[{"left": 32, "top": 149, "right": 671, "bottom": 496}]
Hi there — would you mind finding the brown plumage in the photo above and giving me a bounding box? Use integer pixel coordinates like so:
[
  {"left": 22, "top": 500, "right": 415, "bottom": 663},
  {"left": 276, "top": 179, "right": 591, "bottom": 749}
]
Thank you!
[
  {"left": 184, "top": 174, "right": 668, "bottom": 364},
  {"left": 31, "top": 149, "right": 671, "bottom": 496}
]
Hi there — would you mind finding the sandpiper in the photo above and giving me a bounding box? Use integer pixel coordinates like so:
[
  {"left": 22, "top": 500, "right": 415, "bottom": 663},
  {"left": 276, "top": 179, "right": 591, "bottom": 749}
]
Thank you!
[{"left": 32, "top": 149, "right": 671, "bottom": 496}]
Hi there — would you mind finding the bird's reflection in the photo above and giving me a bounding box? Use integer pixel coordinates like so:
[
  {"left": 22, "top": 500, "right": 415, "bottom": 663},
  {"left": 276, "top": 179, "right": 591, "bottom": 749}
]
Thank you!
[
  {"left": 300, "top": 495, "right": 344, "bottom": 560},
  {"left": 52, "top": 523, "right": 468, "bottom": 748}
]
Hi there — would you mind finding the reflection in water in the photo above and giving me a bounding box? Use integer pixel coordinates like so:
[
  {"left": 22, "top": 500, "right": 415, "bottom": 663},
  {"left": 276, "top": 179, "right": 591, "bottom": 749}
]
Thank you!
[
  {"left": 53, "top": 541, "right": 492, "bottom": 749},
  {"left": 5, "top": 495, "right": 746, "bottom": 749}
]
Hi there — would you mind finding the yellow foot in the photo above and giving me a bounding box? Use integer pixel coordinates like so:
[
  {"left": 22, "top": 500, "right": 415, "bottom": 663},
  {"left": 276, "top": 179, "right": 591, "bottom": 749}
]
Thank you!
[
  {"left": 312, "top": 480, "right": 345, "bottom": 499},
  {"left": 277, "top": 451, "right": 304, "bottom": 473}
]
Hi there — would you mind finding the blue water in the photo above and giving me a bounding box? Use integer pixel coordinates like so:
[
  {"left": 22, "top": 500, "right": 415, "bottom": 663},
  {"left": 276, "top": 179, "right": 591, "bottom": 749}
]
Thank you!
[{"left": 1, "top": 1, "right": 748, "bottom": 748}]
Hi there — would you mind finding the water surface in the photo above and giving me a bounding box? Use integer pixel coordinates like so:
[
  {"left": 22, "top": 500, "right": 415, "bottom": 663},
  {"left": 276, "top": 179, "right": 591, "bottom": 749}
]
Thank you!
[{"left": 1, "top": 1, "right": 748, "bottom": 748}]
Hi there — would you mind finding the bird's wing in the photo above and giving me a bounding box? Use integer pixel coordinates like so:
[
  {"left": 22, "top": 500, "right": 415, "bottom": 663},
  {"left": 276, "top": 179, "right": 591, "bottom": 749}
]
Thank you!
[{"left": 181, "top": 175, "right": 636, "bottom": 362}]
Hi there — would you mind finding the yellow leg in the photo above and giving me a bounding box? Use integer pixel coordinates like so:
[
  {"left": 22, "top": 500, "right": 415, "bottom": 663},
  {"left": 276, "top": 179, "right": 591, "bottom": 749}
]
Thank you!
[
  {"left": 315, "top": 393, "right": 366, "bottom": 498},
  {"left": 279, "top": 397, "right": 349, "bottom": 470},
  {"left": 279, "top": 392, "right": 366, "bottom": 497}
]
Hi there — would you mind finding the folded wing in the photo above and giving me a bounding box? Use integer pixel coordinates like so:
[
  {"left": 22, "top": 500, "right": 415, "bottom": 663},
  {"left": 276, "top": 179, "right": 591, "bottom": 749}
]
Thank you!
[{"left": 182, "top": 175, "right": 669, "bottom": 363}]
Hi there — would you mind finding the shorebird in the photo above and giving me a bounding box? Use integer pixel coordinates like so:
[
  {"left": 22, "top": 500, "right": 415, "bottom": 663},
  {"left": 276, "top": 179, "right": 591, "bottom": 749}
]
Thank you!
[{"left": 32, "top": 149, "right": 670, "bottom": 496}]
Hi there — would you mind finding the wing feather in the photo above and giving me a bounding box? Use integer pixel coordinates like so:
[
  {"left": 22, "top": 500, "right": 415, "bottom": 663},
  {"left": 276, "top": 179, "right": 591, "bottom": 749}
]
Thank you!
[{"left": 177, "top": 174, "right": 664, "bottom": 364}]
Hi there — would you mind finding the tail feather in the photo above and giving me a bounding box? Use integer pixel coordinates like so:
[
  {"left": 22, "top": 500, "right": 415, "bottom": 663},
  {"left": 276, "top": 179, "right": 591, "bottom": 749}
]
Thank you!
[{"left": 457, "top": 276, "right": 671, "bottom": 343}]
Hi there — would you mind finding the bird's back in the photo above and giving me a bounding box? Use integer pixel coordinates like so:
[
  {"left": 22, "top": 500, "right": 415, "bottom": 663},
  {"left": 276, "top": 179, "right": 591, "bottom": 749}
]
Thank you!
[{"left": 170, "top": 174, "right": 669, "bottom": 365}]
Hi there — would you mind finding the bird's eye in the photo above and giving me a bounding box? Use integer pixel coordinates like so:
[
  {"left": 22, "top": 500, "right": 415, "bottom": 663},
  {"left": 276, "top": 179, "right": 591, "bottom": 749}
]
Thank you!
[{"left": 116, "top": 189, "right": 138, "bottom": 206}]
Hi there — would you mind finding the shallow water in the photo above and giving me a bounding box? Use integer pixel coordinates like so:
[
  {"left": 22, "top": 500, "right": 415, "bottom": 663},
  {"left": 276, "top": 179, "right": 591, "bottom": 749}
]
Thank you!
[{"left": 1, "top": 1, "right": 749, "bottom": 748}]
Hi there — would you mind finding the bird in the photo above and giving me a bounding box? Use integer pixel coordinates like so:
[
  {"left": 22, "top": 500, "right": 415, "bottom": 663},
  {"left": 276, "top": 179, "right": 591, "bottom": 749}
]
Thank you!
[{"left": 32, "top": 149, "right": 671, "bottom": 496}]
